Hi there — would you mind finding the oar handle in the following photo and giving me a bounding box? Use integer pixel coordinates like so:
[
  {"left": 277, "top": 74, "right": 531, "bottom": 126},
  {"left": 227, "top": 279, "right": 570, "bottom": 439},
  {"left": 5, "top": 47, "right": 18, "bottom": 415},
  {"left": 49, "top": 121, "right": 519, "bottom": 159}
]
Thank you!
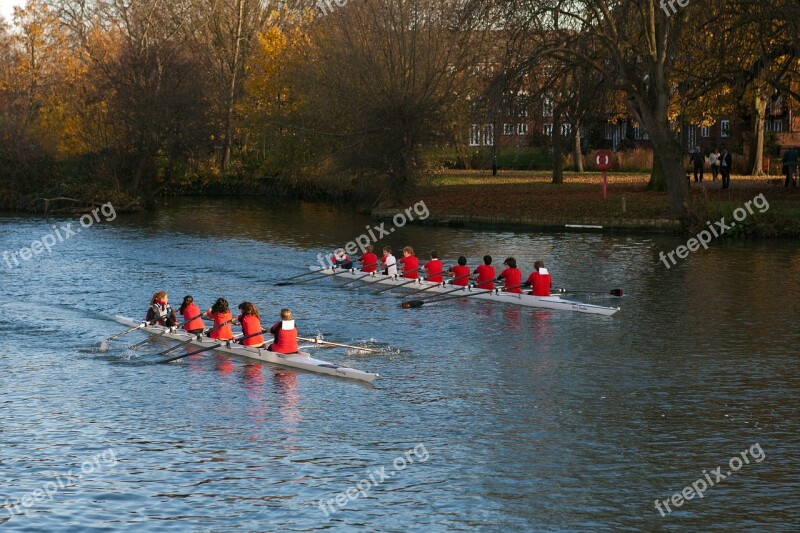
[
  {"left": 233, "top": 328, "right": 268, "bottom": 344},
  {"left": 159, "top": 333, "right": 245, "bottom": 363}
]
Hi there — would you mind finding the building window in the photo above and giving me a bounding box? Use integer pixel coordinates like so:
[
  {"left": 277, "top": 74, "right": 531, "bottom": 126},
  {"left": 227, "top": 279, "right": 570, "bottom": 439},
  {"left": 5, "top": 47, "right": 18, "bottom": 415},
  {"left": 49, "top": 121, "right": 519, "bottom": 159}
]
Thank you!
[
  {"left": 720, "top": 120, "right": 730, "bottom": 138},
  {"left": 543, "top": 123, "right": 553, "bottom": 136},
  {"left": 701, "top": 126, "right": 710, "bottom": 138},
  {"left": 517, "top": 123, "right": 529, "bottom": 135},
  {"left": 470, "top": 124, "right": 494, "bottom": 146},
  {"left": 542, "top": 97, "right": 553, "bottom": 118},
  {"left": 503, "top": 123, "right": 514, "bottom": 136},
  {"left": 766, "top": 119, "right": 784, "bottom": 133}
]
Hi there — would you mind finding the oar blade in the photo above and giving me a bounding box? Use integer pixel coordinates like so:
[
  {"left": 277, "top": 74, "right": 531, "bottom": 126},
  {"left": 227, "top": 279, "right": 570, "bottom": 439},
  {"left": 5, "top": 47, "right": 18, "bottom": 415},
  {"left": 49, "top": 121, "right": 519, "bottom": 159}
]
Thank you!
[
  {"left": 610, "top": 289, "right": 624, "bottom": 297},
  {"left": 401, "top": 300, "right": 424, "bottom": 309}
]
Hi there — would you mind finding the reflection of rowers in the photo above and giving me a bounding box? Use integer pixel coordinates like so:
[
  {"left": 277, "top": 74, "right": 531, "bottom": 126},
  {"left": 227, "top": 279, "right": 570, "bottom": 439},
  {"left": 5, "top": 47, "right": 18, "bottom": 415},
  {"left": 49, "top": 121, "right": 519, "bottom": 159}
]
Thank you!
[{"left": 268, "top": 308, "right": 299, "bottom": 354}]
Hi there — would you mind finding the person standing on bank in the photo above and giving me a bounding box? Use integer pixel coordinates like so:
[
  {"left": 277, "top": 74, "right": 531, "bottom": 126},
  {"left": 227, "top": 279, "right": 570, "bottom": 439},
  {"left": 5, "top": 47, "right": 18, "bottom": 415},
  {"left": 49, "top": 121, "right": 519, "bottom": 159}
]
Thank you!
[
  {"left": 782, "top": 147, "right": 798, "bottom": 188},
  {"left": 720, "top": 148, "right": 732, "bottom": 189},
  {"left": 690, "top": 146, "right": 705, "bottom": 183},
  {"left": 709, "top": 148, "right": 721, "bottom": 181}
]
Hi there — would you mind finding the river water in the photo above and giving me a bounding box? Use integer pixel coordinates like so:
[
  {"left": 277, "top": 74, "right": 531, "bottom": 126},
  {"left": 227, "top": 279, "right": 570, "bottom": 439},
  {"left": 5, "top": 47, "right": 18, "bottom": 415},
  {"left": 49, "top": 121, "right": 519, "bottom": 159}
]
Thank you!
[{"left": 1, "top": 198, "right": 798, "bottom": 531}]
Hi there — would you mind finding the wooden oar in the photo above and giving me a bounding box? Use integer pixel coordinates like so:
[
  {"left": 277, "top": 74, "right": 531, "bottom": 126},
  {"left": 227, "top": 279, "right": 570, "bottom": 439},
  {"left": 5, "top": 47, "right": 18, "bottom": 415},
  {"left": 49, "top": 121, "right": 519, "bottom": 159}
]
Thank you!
[
  {"left": 402, "top": 284, "right": 524, "bottom": 309},
  {"left": 298, "top": 336, "right": 381, "bottom": 353},
  {"left": 373, "top": 269, "right": 422, "bottom": 294},
  {"left": 128, "top": 312, "right": 203, "bottom": 350},
  {"left": 359, "top": 273, "right": 398, "bottom": 287},
  {"left": 154, "top": 317, "right": 230, "bottom": 357},
  {"left": 129, "top": 327, "right": 173, "bottom": 350},
  {"left": 403, "top": 273, "right": 470, "bottom": 298},
  {"left": 401, "top": 283, "right": 478, "bottom": 308},
  {"left": 106, "top": 321, "right": 151, "bottom": 341},
  {"left": 337, "top": 269, "right": 379, "bottom": 286},
  {"left": 556, "top": 288, "right": 624, "bottom": 297},
  {"left": 158, "top": 328, "right": 265, "bottom": 364},
  {"left": 274, "top": 264, "right": 377, "bottom": 286},
  {"left": 279, "top": 268, "right": 333, "bottom": 282},
  {"left": 274, "top": 267, "right": 336, "bottom": 286}
]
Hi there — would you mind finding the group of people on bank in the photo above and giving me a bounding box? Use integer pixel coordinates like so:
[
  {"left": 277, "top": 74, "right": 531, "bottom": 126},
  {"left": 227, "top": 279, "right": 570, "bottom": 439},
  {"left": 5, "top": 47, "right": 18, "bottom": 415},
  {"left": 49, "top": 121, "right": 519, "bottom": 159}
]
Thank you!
[
  {"left": 689, "top": 146, "right": 733, "bottom": 188},
  {"left": 331, "top": 245, "right": 553, "bottom": 297},
  {"left": 145, "top": 292, "right": 298, "bottom": 353}
]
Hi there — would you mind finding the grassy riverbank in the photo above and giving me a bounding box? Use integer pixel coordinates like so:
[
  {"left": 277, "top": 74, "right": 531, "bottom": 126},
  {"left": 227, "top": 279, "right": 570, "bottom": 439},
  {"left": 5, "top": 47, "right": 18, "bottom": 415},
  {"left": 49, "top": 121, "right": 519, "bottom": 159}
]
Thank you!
[{"left": 392, "top": 171, "right": 800, "bottom": 237}]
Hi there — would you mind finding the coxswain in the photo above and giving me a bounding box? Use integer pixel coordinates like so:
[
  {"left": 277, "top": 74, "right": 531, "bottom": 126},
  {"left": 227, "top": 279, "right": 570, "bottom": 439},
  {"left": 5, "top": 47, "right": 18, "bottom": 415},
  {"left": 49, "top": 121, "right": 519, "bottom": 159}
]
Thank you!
[
  {"left": 178, "top": 295, "right": 205, "bottom": 334},
  {"left": 523, "top": 260, "right": 552, "bottom": 296},
  {"left": 146, "top": 291, "right": 177, "bottom": 328},
  {"left": 381, "top": 246, "right": 398, "bottom": 276},
  {"left": 448, "top": 256, "right": 470, "bottom": 286},
  {"left": 423, "top": 249, "right": 443, "bottom": 283},
  {"left": 331, "top": 248, "right": 353, "bottom": 269},
  {"left": 473, "top": 255, "right": 496, "bottom": 290},
  {"left": 204, "top": 298, "right": 234, "bottom": 340},
  {"left": 398, "top": 246, "right": 419, "bottom": 279},
  {"left": 268, "top": 308, "right": 299, "bottom": 353},
  {"left": 359, "top": 245, "right": 378, "bottom": 273},
  {"left": 236, "top": 302, "right": 265, "bottom": 346},
  {"left": 497, "top": 257, "right": 523, "bottom": 293}
]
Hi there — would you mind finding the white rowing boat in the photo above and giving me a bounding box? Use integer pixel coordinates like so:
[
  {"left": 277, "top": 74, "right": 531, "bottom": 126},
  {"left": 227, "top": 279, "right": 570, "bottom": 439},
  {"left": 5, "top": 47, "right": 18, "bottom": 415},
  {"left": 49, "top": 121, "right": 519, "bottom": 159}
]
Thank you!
[
  {"left": 308, "top": 267, "right": 621, "bottom": 316},
  {"left": 114, "top": 316, "right": 380, "bottom": 383}
]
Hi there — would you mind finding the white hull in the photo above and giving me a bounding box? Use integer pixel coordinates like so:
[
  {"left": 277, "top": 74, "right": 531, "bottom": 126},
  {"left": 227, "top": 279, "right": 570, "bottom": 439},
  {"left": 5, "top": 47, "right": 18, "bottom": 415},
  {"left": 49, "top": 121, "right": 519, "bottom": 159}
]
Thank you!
[
  {"left": 310, "top": 267, "right": 621, "bottom": 316},
  {"left": 114, "top": 316, "right": 379, "bottom": 383}
]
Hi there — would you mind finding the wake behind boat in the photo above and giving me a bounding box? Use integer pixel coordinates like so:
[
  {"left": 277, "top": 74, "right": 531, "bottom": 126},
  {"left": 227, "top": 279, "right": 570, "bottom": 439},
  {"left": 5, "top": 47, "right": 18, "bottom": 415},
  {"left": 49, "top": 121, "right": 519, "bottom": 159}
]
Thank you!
[
  {"left": 307, "top": 266, "right": 621, "bottom": 316},
  {"left": 114, "top": 316, "right": 380, "bottom": 383}
]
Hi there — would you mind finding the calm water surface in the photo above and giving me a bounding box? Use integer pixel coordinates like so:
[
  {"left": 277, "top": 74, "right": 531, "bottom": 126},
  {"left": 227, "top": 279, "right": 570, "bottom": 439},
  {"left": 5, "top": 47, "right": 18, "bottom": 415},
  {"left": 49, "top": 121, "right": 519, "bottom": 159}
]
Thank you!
[{"left": 1, "top": 198, "right": 799, "bottom": 531}]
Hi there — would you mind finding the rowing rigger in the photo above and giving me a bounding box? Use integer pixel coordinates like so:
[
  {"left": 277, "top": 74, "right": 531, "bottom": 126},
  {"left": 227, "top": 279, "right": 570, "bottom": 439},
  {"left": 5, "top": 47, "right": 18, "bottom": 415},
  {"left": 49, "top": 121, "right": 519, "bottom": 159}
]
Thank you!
[
  {"left": 113, "top": 316, "right": 380, "bottom": 383},
  {"left": 305, "top": 267, "right": 621, "bottom": 316}
]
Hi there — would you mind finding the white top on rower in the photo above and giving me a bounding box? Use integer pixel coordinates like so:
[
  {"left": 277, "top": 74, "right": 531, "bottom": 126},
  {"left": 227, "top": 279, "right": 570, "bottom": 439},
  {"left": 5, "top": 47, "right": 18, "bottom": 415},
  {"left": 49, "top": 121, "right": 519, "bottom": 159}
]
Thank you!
[
  {"left": 383, "top": 254, "right": 397, "bottom": 276},
  {"left": 539, "top": 267, "right": 549, "bottom": 275}
]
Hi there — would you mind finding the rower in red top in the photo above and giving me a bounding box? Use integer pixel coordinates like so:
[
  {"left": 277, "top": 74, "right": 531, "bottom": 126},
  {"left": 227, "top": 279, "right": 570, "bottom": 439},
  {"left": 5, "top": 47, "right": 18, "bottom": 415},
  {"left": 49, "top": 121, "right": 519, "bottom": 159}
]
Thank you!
[
  {"left": 359, "top": 245, "right": 378, "bottom": 273},
  {"left": 204, "top": 298, "right": 234, "bottom": 340},
  {"left": 178, "top": 295, "right": 205, "bottom": 334},
  {"left": 146, "top": 291, "right": 177, "bottom": 328},
  {"left": 331, "top": 248, "right": 353, "bottom": 269},
  {"left": 398, "top": 246, "right": 419, "bottom": 280},
  {"left": 423, "top": 250, "right": 443, "bottom": 283},
  {"left": 524, "top": 260, "right": 552, "bottom": 296},
  {"left": 237, "top": 301, "right": 265, "bottom": 346},
  {"left": 473, "top": 255, "right": 495, "bottom": 290},
  {"left": 268, "top": 308, "right": 299, "bottom": 354},
  {"left": 497, "top": 257, "right": 523, "bottom": 293},
  {"left": 448, "top": 256, "right": 470, "bottom": 286}
]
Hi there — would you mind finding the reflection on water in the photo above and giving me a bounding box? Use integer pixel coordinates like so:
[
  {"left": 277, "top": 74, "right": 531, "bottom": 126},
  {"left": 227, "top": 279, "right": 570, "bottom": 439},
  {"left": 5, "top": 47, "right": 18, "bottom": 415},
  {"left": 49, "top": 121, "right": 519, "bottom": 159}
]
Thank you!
[{"left": 0, "top": 198, "right": 798, "bottom": 531}]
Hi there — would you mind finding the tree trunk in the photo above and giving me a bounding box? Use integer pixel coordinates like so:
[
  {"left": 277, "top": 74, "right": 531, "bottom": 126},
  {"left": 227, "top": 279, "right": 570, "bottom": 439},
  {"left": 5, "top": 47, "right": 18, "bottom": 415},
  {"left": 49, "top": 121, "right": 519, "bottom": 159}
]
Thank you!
[
  {"left": 552, "top": 106, "right": 564, "bottom": 184},
  {"left": 750, "top": 91, "right": 767, "bottom": 175},
  {"left": 572, "top": 121, "right": 583, "bottom": 172},
  {"left": 647, "top": 153, "right": 666, "bottom": 191},
  {"left": 628, "top": 93, "right": 689, "bottom": 216},
  {"left": 221, "top": 0, "right": 245, "bottom": 172}
]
